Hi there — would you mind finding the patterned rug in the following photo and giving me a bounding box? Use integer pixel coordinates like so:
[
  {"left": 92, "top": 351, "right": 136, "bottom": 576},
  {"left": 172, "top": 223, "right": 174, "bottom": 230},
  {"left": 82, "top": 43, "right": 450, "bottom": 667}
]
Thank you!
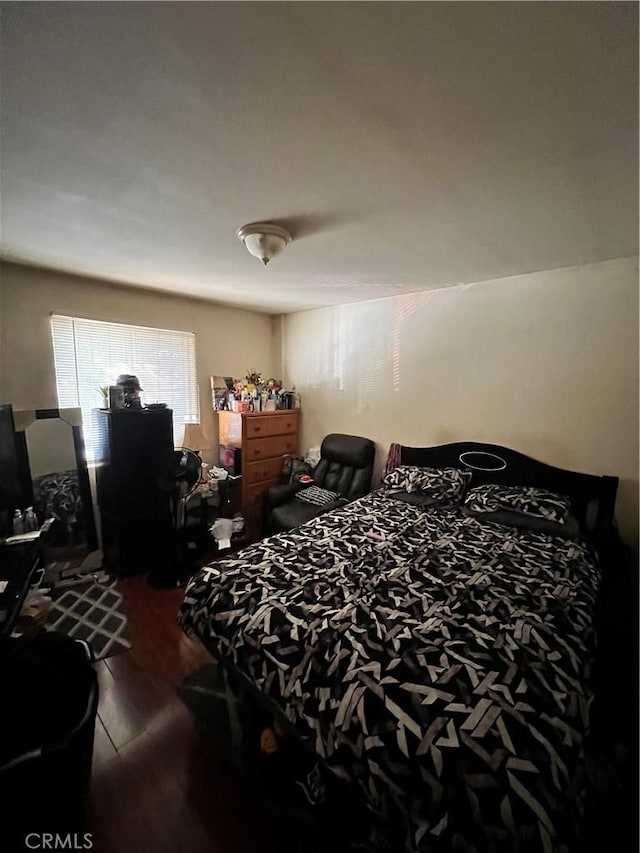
[
  {"left": 45, "top": 575, "right": 131, "bottom": 660},
  {"left": 177, "top": 663, "right": 378, "bottom": 853}
]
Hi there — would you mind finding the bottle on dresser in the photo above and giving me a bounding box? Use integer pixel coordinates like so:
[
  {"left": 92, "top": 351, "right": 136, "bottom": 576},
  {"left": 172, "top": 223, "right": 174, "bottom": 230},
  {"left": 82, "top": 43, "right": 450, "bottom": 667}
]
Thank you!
[
  {"left": 23, "top": 507, "right": 39, "bottom": 532},
  {"left": 12, "top": 509, "right": 24, "bottom": 535}
]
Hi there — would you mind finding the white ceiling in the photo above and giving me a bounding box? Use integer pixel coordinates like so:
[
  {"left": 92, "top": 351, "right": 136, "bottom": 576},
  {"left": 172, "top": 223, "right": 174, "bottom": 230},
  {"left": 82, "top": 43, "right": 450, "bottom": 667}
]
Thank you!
[{"left": 0, "top": 2, "right": 637, "bottom": 315}]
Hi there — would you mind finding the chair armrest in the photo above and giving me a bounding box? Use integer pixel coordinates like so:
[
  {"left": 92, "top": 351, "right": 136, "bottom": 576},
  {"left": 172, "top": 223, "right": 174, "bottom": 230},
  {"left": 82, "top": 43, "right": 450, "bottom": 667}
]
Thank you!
[
  {"left": 263, "top": 481, "right": 308, "bottom": 512},
  {"left": 262, "top": 481, "right": 310, "bottom": 534}
]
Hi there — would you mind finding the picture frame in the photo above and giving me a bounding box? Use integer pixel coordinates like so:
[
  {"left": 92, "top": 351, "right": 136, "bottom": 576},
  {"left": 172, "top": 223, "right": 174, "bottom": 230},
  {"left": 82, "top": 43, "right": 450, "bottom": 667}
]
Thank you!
[{"left": 211, "top": 376, "right": 234, "bottom": 410}]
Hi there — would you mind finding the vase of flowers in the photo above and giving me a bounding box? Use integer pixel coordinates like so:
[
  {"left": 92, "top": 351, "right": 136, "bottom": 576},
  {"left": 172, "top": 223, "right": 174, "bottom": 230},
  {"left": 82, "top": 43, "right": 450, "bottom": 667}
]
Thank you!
[{"left": 97, "top": 385, "right": 109, "bottom": 408}]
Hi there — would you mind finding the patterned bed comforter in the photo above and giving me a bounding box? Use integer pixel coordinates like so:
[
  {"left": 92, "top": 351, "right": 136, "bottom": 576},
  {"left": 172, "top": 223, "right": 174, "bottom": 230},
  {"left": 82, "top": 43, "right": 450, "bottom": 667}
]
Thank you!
[{"left": 178, "top": 490, "right": 601, "bottom": 852}]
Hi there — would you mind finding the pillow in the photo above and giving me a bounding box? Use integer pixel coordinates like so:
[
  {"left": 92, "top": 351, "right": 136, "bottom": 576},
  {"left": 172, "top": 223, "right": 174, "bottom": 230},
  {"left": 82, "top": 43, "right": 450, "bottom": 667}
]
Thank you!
[
  {"left": 382, "top": 466, "right": 472, "bottom": 506},
  {"left": 294, "top": 485, "right": 341, "bottom": 506},
  {"left": 462, "top": 484, "right": 572, "bottom": 524},
  {"left": 386, "top": 491, "right": 448, "bottom": 509},
  {"left": 463, "top": 508, "right": 580, "bottom": 539}
]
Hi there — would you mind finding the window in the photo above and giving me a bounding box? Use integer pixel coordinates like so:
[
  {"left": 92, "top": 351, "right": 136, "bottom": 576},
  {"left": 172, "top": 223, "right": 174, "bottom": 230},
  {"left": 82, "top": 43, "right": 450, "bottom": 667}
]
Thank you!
[{"left": 51, "top": 314, "right": 198, "bottom": 459}]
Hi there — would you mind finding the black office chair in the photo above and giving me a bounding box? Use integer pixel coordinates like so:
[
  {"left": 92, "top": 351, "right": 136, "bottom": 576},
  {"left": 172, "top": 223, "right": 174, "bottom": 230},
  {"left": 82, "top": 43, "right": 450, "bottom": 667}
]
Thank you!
[{"left": 264, "top": 433, "right": 375, "bottom": 534}]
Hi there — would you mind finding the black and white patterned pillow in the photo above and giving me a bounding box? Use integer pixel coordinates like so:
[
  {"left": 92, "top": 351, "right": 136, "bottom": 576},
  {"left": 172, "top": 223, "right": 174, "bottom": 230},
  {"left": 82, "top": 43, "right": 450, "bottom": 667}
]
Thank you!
[
  {"left": 382, "top": 466, "right": 472, "bottom": 504},
  {"left": 463, "top": 484, "right": 571, "bottom": 524},
  {"left": 294, "top": 485, "right": 341, "bottom": 506}
]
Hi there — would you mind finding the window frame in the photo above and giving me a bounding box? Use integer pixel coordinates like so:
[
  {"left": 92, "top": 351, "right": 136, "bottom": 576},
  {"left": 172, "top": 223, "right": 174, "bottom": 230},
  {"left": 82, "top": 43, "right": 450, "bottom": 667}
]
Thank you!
[{"left": 50, "top": 313, "right": 199, "bottom": 460}]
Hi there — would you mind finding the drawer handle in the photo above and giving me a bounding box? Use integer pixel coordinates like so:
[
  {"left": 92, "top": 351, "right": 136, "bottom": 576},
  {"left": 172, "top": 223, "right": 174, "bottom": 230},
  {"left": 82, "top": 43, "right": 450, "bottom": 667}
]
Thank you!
[{"left": 254, "top": 427, "right": 261, "bottom": 433}]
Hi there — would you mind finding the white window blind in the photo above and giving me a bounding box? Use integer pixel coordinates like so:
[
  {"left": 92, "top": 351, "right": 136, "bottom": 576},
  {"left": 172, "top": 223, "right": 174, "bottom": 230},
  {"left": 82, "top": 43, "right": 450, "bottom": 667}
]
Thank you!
[{"left": 51, "top": 315, "right": 198, "bottom": 459}]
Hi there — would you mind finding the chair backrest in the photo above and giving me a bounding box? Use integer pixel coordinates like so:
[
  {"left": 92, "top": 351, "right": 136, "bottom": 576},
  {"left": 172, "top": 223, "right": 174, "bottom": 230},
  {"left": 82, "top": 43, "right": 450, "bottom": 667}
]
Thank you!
[{"left": 313, "top": 434, "right": 375, "bottom": 500}]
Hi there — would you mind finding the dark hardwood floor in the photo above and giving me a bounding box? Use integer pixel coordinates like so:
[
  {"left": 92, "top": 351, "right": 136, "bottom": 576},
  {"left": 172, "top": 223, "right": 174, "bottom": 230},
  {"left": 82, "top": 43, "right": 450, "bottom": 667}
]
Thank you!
[{"left": 87, "top": 575, "right": 276, "bottom": 853}]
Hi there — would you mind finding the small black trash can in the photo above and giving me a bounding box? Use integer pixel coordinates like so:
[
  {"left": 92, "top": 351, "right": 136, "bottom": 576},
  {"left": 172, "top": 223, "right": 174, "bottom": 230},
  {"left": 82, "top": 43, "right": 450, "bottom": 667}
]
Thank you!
[{"left": 0, "top": 631, "right": 99, "bottom": 849}]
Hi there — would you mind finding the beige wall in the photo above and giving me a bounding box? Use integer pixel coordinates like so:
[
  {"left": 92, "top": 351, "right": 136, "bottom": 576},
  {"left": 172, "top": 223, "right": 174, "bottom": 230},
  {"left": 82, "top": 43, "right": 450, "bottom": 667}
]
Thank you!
[
  {"left": 283, "top": 257, "right": 639, "bottom": 548},
  {"left": 2, "top": 257, "right": 637, "bottom": 546},
  {"left": 0, "top": 261, "right": 276, "bottom": 467}
]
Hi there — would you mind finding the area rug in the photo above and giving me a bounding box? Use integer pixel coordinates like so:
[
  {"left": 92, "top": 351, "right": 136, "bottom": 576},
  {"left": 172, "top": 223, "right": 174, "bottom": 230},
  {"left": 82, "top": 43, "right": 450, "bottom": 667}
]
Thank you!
[
  {"left": 44, "top": 575, "right": 131, "bottom": 660},
  {"left": 176, "top": 663, "right": 380, "bottom": 853}
]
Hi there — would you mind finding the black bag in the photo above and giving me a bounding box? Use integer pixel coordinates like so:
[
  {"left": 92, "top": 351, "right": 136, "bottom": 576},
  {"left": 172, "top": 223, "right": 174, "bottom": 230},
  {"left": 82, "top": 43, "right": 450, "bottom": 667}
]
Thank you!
[{"left": 280, "top": 454, "right": 313, "bottom": 485}]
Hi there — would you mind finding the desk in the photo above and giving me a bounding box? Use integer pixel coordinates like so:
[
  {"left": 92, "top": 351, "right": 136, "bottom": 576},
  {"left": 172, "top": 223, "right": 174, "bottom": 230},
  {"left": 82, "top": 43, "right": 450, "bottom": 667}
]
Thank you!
[
  {"left": 180, "top": 481, "right": 248, "bottom": 566},
  {"left": 183, "top": 477, "right": 242, "bottom": 538},
  {"left": 184, "top": 487, "right": 221, "bottom": 533},
  {"left": 0, "top": 539, "right": 41, "bottom": 635},
  {"left": 148, "top": 480, "right": 245, "bottom": 588}
]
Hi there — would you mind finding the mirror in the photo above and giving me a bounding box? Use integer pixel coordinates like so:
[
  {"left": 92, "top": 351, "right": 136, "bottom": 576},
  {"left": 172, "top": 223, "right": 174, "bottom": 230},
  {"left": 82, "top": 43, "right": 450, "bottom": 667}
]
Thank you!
[{"left": 14, "top": 408, "right": 101, "bottom": 574}]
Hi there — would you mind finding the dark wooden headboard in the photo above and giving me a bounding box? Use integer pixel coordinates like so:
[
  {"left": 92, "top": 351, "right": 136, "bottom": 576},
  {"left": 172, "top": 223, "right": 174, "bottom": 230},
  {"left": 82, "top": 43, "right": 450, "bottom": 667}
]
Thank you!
[{"left": 399, "top": 441, "right": 618, "bottom": 535}]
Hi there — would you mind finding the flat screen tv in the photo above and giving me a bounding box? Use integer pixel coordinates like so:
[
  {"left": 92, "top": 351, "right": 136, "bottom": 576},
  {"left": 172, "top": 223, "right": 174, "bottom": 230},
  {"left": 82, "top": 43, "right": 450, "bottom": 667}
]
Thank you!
[{"left": 0, "top": 403, "right": 27, "bottom": 518}]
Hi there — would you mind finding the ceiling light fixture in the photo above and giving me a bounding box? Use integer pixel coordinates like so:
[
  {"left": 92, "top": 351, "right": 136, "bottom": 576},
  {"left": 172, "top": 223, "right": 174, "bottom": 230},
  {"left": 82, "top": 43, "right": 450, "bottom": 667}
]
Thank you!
[{"left": 236, "top": 222, "right": 292, "bottom": 266}]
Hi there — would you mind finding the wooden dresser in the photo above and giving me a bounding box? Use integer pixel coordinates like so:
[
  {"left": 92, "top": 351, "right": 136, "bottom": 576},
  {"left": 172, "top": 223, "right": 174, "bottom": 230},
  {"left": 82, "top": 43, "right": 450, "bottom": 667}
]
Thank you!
[{"left": 217, "top": 410, "right": 300, "bottom": 541}]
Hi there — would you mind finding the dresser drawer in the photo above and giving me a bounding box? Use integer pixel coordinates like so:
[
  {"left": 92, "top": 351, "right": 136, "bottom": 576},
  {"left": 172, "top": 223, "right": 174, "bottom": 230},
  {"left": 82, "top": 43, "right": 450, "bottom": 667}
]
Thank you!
[
  {"left": 245, "top": 434, "right": 297, "bottom": 462},
  {"left": 244, "top": 414, "right": 298, "bottom": 440},
  {"left": 243, "top": 509, "right": 263, "bottom": 543},
  {"left": 245, "top": 457, "right": 284, "bottom": 486},
  {"left": 244, "top": 480, "right": 275, "bottom": 515}
]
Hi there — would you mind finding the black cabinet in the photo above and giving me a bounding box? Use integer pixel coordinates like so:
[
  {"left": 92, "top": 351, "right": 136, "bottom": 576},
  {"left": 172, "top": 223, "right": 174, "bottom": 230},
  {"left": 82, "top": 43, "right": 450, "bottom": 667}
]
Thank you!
[{"left": 94, "top": 408, "right": 174, "bottom": 577}]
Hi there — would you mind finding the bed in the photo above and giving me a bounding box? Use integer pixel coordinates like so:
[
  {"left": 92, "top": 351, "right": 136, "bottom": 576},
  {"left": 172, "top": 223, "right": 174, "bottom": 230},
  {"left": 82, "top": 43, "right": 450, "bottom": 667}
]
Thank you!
[
  {"left": 32, "top": 469, "right": 86, "bottom": 544},
  {"left": 178, "top": 441, "right": 621, "bottom": 852}
]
